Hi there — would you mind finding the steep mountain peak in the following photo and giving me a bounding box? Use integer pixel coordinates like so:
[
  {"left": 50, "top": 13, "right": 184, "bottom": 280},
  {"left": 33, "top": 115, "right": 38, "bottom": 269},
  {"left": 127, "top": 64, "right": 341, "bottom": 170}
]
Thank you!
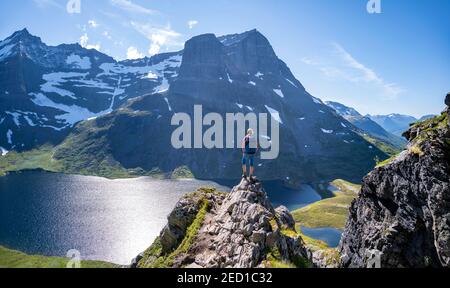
[{"left": 218, "top": 29, "right": 265, "bottom": 46}]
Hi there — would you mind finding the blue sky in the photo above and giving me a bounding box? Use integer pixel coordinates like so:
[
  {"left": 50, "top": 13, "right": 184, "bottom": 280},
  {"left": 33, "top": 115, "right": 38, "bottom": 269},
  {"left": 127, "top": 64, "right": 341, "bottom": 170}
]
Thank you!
[{"left": 0, "top": 0, "right": 448, "bottom": 117}]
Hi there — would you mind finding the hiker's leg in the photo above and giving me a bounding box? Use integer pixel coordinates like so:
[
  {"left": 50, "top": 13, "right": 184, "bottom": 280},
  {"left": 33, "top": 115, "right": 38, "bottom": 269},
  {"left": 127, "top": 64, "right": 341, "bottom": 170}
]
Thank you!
[
  {"left": 242, "top": 154, "right": 247, "bottom": 176},
  {"left": 249, "top": 155, "right": 255, "bottom": 176}
]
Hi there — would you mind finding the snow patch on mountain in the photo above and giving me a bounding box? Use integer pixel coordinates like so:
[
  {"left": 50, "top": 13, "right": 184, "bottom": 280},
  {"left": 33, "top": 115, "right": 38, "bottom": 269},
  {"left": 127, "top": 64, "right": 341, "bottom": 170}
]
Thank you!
[
  {"left": 273, "top": 89, "right": 284, "bottom": 98},
  {"left": 5, "top": 111, "right": 21, "bottom": 127},
  {"left": 164, "top": 97, "right": 172, "bottom": 112},
  {"left": 255, "top": 72, "right": 264, "bottom": 79},
  {"left": 66, "top": 54, "right": 92, "bottom": 70},
  {"left": 312, "top": 97, "right": 323, "bottom": 105},
  {"left": 227, "top": 73, "right": 233, "bottom": 83},
  {"left": 265, "top": 105, "right": 283, "bottom": 124},
  {"left": 6, "top": 129, "right": 13, "bottom": 144},
  {"left": 285, "top": 78, "right": 298, "bottom": 88},
  {"left": 0, "top": 146, "right": 8, "bottom": 156},
  {"left": 30, "top": 92, "right": 111, "bottom": 128},
  {"left": 41, "top": 72, "right": 88, "bottom": 99},
  {"left": 0, "top": 44, "right": 15, "bottom": 61},
  {"left": 321, "top": 128, "right": 334, "bottom": 134}
]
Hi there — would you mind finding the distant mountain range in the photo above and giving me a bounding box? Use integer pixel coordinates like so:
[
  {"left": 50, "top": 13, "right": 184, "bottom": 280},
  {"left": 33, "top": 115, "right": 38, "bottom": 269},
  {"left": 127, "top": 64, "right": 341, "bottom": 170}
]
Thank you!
[
  {"left": 326, "top": 101, "right": 407, "bottom": 151},
  {"left": 0, "top": 29, "right": 390, "bottom": 182},
  {"left": 369, "top": 114, "right": 436, "bottom": 137}
]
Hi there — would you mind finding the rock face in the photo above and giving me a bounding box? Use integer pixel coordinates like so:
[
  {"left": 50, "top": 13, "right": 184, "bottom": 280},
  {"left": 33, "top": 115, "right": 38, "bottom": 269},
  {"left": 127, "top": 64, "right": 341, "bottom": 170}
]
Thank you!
[
  {"left": 446, "top": 92, "right": 450, "bottom": 107},
  {"left": 135, "top": 179, "right": 312, "bottom": 268},
  {"left": 339, "top": 105, "right": 450, "bottom": 268}
]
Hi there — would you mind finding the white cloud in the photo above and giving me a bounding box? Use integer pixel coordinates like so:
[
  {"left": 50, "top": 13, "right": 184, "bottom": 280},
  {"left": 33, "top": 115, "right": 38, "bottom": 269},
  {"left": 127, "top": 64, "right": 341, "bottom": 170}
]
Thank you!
[
  {"left": 79, "top": 34, "right": 89, "bottom": 47},
  {"left": 130, "top": 22, "right": 182, "bottom": 56},
  {"left": 88, "top": 20, "right": 98, "bottom": 28},
  {"left": 79, "top": 33, "right": 101, "bottom": 51},
  {"left": 110, "top": 0, "right": 157, "bottom": 15},
  {"left": 188, "top": 20, "right": 199, "bottom": 29},
  {"left": 126, "top": 46, "right": 144, "bottom": 60},
  {"left": 302, "top": 43, "right": 405, "bottom": 99}
]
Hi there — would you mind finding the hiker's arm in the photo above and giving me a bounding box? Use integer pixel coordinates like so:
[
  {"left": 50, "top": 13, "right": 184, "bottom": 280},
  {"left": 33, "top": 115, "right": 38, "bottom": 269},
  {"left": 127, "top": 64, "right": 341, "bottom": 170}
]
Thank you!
[{"left": 242, "top": 138, "right": 245, "bottom": 153}]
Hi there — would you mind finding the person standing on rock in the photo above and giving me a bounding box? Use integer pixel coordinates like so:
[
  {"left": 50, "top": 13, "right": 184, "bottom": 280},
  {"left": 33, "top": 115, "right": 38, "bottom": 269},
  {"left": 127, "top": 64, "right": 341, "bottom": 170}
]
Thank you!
[{"left": 242, "top": 128, "right": 259, "bottom": 181}]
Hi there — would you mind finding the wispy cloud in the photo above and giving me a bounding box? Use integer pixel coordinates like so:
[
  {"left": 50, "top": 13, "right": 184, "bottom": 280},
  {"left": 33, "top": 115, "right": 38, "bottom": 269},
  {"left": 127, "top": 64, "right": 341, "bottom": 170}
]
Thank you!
[
  {"left": 302, "top": 43, "right": 405, "bottom": 98},
  {"left": 188, "top": 20, "right": 199, "bottom": 29},
  {"left": 110, "top": 0, "right": 158, "bottom": 15},
  {"left": 33, "top": 0, "right": 63, "bottom": 9},
  {"left": 130, "top": 22, "right": 182, "bottom": 56}
]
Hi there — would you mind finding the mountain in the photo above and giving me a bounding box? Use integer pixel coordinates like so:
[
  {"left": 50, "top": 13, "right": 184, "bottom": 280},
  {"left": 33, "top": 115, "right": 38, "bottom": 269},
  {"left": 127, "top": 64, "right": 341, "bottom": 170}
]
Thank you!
[
  {"left": 37, "top": 30, "right": 389, "bottom": 182},
  {"left": 0, "top": 28, "right": 182, "bottom": 152},
  {"left": 0, "top": 29, "right": 389, "bottom": 182},
  {"left": 368, "top": 114, "right": 417, "bottom": 137},
  {"left": 326, "top": 101, "right": 407, "bottom": 152},
  {"left": 339, "top": 97, "right": 450, "bottom": 268},
  {"left": 132, "top": 179, "right": 317, "bottom": 268}
]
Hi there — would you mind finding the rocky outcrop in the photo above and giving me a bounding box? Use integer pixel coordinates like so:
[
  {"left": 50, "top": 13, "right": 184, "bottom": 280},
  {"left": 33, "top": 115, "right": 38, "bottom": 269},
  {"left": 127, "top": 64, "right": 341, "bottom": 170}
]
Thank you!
[
  {"left": 339, "top": 98, "right": 450, "bottom": 268},
  {"left": 135, "top": 179, "right": 313, "bottom": 268}
]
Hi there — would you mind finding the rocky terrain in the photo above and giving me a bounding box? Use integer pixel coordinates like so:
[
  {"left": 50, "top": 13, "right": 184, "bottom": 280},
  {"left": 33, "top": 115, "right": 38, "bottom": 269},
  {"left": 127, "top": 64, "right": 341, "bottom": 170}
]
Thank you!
[
  {"left": 339, "top": 95, "right": 450, "bottom": 268},
  {"left": 133, "top": 179, "right": 317, "bottom": 268}
]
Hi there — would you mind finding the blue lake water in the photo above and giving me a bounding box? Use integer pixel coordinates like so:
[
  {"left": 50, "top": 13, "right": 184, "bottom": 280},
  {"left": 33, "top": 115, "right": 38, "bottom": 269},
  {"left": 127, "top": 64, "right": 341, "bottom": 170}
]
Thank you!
[
  {"left": 301, "top": 226, "right": 343, "bottom": 248},
  {"left": 0, "top": 171, "right": 323, "bottom": 265}
]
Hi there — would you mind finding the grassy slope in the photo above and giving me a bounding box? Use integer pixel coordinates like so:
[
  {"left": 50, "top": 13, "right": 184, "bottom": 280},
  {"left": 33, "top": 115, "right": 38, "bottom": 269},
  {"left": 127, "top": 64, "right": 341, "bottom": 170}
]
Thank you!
[
  {"left": 0, "top": 145, "right": 62, "bottom": 177},
  {"left": 361, "top": 134, "right": 401, "bottom": 157},
  {"left": 0, "top": 246, "right": 117, "bottom": 268},
  {"left": 0, "top": 145, "right": 194, "bottom": 180},
  {"left": 292, "top": 179, "right": 361, "bottom": 230}
]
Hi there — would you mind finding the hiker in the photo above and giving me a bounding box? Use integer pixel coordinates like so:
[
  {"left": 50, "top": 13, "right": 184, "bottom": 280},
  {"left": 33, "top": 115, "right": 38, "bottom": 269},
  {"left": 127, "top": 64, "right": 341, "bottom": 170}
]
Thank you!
[{"left": 242, "top": 128, "right": 259, "bottom": 181}]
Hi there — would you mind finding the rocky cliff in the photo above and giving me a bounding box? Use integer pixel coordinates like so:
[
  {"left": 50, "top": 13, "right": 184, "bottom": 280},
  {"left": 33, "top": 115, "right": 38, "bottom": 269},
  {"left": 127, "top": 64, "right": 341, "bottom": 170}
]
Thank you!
[
  {"left": 339, "top": 97, "right": 450, "bottom": 268},
  {"left": 133, "top": 179, "right": 313, "bottom": 268}
]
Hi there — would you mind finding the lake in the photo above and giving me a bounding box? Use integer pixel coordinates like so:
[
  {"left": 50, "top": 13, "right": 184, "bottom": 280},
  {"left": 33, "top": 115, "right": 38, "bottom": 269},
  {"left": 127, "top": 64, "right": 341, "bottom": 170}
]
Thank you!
[
  {"left": 0, "top": 171, "right": 322, "bottom": 265},
  {"left": 301, "top": 227, "right": 343, "bottom": 248}
]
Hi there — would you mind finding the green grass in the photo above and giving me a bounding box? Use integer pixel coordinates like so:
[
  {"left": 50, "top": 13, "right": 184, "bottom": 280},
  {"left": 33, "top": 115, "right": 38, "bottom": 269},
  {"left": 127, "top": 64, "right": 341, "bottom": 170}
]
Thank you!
[
  {"left": 0, "top": 246, "right": 117, "bottom": 268},
  {"left": 361, "top": 134, "right": 401, "bottom": 157},
  {"left": 0, "top": 145, "right": 62, "bottom": 177},
  {"left": 292, "top": 179, "right": 360, "bottom": 230},
  {"left": 141, "top": 198, "right": 210, "bottom": 268}
]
